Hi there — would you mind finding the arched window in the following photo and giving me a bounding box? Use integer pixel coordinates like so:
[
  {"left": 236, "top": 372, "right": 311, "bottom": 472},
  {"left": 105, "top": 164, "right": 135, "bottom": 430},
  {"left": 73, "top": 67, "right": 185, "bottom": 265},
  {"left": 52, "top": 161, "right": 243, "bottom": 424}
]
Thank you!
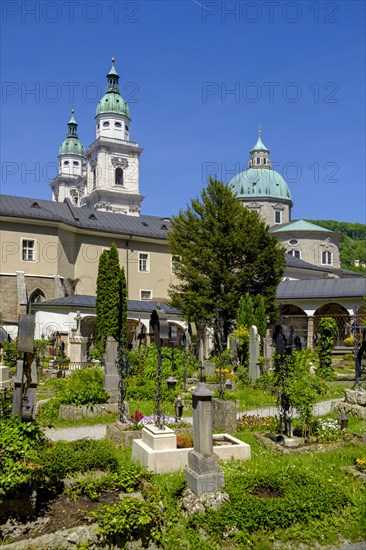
[
  {"left": 64, "top": 161, "right": 69, "bottom": 166},
  {"left": 115, "top": 167, "right": 124, "bottom": 186},
  {"left": 73, "top": 161, "right": 79, "bottom": 166},
  {"left": 29, "top": 288, "right": 45, "bottom": 304},
  {"left": 103, "top": 121, "right": 110, "bottom": 127},
  {"left": 93, "top": 169, "right": 96, "bottom": 189},
  {"left": 322, "top": 251, "right": 332, "bottom": 265},
  {"left": 115, "top": 122, "right": 122, "bottom": 128}
]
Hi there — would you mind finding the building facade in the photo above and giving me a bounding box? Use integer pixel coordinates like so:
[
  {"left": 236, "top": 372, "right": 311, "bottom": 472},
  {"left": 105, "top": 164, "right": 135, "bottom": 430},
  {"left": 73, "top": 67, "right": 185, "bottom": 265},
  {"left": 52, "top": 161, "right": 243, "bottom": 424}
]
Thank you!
[{"left": 0, "top": 59, "right": 364, "bottom": 346}]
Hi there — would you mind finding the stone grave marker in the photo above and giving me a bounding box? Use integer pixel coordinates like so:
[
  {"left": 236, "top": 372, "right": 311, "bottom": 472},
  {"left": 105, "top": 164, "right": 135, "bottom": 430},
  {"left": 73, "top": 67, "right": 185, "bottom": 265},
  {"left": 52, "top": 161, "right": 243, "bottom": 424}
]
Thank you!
[
  {"left": 184, "top": 381, "right": 224, "bottom": 495},
  {"left": 249, "top": 325, "right": 261, "bottom": 382},
  {"left": 104, "top": 336, "right": 119, "bottom": 403}
]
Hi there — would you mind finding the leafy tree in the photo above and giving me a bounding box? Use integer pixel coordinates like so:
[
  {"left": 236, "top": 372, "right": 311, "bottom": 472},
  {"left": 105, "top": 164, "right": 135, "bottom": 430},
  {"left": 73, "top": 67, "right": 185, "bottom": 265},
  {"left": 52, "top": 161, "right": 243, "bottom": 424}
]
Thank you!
[
  {"left": 95, "top": 243, "right": 127, "bottom": 355},
  {"left": 168, "top": 178, "right": 285, "bottom": 351},
  {"left": 316, "top": 317, "right": 337, "bottom": 379}
]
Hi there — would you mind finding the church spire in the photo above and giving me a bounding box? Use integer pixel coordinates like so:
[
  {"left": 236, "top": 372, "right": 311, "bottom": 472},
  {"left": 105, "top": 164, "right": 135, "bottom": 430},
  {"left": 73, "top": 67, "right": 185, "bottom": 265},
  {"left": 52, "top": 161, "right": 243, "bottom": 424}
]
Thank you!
[
  {"left": 106, "top": 56, "right": 120, "bottom": 94},
  {"left": 248, "top": 127, "right": 271, "bottom": 169},
  {"left": 66, "top": 108, "right": 78, "bottom": 138}
]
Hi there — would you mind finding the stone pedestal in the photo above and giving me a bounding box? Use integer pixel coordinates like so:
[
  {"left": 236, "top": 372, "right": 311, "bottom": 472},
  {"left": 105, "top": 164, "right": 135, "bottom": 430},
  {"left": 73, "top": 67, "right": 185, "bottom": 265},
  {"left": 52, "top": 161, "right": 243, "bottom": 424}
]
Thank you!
[
  {"left": 132, "top": 425, "right": 178, "bottom": 473},
  {"left": 184, "top": 382, "right": 224, "bottom": 495},
  {"left": 104, "top": 336, "right": 119, "bottom": 403},
  {"left": 0, "top": 365, "right": 10, "bottom": 389},
  {"left": 249, "top": 325, "right": 261, "bottom": 382},
  {"left": 69, "top": 332, "right": 88, "bottom": 365},
  {"left": 12, "top": 359, "right": 37, "bottom": 420}
]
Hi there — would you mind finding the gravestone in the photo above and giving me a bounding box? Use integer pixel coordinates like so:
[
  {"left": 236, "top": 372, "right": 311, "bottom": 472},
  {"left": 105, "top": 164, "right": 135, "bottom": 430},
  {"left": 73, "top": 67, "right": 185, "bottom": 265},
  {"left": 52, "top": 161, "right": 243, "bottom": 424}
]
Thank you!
[
  {"left": 69, "top": 311, "right": 88, "bottom": 365},
  {"left": 212, "top": 398, "right": 237, "bottom": 433},
  {"left": 184, "top": 382, "right": 224, "bottom": 495},
  {"left": 249, "top": 325, "right": 261, "bottom": 382},
  {"left": 104, "top": 336, "right": 119, "bottom": 403},
  {"left": 263, "top": 329, "right": 273, "bottom": 372},
  {"left": 203, "top": 360, "right": 216, "bottom": 377}
]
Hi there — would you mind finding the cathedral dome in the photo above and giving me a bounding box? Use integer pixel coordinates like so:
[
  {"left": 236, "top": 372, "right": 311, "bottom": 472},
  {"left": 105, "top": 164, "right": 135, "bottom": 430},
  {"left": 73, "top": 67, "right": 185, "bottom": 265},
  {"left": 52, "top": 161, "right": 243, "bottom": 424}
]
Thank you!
[
  {"left": 95, "top": 58, "right": 130, "bottom": 118},
  {"left": 228, "top": 130, "right": 292, "bottom": 203},
  {"left": 58, "top": 110, "right": 85, "bottom": 157},
  {"left": 229, "top": 168, "right": 292, "bottom": 201}
]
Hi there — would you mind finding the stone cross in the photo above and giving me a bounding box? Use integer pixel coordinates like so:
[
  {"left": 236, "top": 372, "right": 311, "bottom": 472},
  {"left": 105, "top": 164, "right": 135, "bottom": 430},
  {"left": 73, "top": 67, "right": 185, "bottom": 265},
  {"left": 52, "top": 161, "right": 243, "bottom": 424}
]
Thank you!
[
  {"left": 248, "top": 325, "right": 261, "bottom": 382},
  {"left": 74, "top": 310, "right": 82, "bottom": 335}
]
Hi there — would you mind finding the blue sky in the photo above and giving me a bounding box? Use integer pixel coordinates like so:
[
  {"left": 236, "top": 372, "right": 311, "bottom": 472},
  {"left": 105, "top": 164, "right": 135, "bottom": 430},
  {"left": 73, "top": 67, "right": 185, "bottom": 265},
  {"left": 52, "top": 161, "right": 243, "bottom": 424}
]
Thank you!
[{"left": 1, "top": 0, "right": 365, "bottom": 223}]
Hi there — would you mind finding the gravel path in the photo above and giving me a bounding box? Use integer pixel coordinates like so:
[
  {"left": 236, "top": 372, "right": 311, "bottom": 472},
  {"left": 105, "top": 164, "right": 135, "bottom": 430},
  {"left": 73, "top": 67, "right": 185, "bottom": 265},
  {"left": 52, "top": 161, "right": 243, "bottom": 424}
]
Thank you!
[{"left": 44, "top": 399, "right": 342, "bottom": 442}]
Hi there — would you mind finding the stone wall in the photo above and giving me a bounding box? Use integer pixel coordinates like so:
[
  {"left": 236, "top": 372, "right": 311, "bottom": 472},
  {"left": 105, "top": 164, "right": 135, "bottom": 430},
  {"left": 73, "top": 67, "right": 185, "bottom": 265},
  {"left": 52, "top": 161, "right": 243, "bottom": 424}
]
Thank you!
[
  {"left": 333, "top": 389, "right": 366, "bottom": 420},
  {"left": 58, "top": 403, "right": 118, "bottom": 420}
]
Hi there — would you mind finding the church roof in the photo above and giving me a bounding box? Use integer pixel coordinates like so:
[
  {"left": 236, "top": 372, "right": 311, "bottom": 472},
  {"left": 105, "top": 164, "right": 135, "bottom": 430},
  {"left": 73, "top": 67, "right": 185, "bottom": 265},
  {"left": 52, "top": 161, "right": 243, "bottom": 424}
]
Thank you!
[
  {"left": 277, "top": 277, "right": 366, "bottom": 300},
  {"left": 34, "top": 294, "right": 181, "bottom": 315},
  {"left": 0, "top": 194, "right": 172, "bottom": 240},
  {"left": 250, "top": 135, "right": 269, "bottom": 152},
  {"left": 229, "top": 168, "right": 292, "bottom": 202},
  {"left": 271, "top": 220, "right": 336, "bottom": 233}
]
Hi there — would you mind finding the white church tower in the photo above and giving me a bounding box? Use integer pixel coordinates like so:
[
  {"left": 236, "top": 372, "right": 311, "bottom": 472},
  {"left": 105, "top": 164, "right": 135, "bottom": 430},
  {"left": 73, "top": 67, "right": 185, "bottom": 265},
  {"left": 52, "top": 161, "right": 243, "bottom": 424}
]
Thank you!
[
  {"left": 83, "top": 57, "right": 144, "bottom": 215},
  {"left": 50, "top": 109, "right": 86, "bottom": 206}
]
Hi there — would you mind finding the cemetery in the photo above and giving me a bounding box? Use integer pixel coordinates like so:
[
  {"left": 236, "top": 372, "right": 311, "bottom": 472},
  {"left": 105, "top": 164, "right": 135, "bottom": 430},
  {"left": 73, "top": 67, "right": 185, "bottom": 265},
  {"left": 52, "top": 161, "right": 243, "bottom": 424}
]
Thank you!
[
  {"left": 0, "top": 300, "right": 366, "bottom": 549},
  {"left": 0, "top": 223, "right": 365, "bottom": 548}
]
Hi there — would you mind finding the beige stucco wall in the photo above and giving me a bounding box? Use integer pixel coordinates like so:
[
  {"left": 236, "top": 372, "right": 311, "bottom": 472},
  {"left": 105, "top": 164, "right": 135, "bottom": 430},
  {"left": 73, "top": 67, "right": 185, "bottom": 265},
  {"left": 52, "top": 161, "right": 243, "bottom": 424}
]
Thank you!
[
  {"left": 276, "top": 232, "right": 340, "bottom": 268},
  {"left": 240, "top": 199, "right": 291, "bottom": 227}
]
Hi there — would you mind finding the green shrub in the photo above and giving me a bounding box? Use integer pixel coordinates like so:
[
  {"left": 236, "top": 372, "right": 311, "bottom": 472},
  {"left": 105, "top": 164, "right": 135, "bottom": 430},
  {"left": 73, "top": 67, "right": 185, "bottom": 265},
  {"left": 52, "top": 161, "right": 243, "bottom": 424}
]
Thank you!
[
  {"left": 2, "top": 342, "right": 19, "bottom": 368},
  {"left": 39, "top": 438, "right": 119, "bottom": 492},
  {"left": 0, "top": 387, "right": 13, "bottom": 420},
  {"left": 0, "top": 418, "right": 45, "bottom": 502},
  {"left": 37, "top": 367, "right": 109, "bottom": 425},
  {"left": 317, "top": 317, "right": 337, "bottom": 379},
  {"left": 67, "top": 464, "right": 151, "bottom": 501},
  {"left": 91, "top": 497, "right": 163, "bottom": 546},
  {"left": 129, "top": 344, "right": 198, "bottom": 381}
]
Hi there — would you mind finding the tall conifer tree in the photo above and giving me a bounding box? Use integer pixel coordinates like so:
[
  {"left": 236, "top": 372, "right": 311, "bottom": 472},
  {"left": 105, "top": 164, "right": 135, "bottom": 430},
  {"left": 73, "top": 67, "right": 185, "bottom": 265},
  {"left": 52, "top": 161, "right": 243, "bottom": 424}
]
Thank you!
[{"left": 169, "top": 178, "right": 284, "bottom": 350}]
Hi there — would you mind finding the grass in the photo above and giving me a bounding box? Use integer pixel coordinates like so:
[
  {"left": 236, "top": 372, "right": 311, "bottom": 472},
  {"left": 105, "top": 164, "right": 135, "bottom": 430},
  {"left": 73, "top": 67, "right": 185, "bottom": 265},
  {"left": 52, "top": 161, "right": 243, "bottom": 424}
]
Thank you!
[
  {"left": 152, "top": 433, "right": 366, "bottom": 549},
  {"left": 43, "top": 412, "right": 120, "bottom": 428}
]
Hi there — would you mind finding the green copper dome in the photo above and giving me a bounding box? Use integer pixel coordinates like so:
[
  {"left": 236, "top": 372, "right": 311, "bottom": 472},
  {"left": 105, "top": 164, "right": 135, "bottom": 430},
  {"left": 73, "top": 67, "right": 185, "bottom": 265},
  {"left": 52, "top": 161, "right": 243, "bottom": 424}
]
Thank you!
[
  {"left": 229, "top": 168, "right": 292, "bottom": 202},
  {"left": 95, "top": 57, "right": 130, "bottom": 118},
  {"left": 58, "top": 109, "right": 85, "bottom": 157}
]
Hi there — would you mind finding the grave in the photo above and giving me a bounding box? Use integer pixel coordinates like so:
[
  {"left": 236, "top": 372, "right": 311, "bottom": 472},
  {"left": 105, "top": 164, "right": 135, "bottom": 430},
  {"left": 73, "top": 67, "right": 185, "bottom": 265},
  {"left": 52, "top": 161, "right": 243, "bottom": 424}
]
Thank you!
[
  {"left": 184, "top": 382, "right": 224, "bottom": 495},
  {"left": 69, "top": 311, "right": 88, "bottom": 367},
  {"left": 248, "top": 325, "right": 261, "bottom": 382}
]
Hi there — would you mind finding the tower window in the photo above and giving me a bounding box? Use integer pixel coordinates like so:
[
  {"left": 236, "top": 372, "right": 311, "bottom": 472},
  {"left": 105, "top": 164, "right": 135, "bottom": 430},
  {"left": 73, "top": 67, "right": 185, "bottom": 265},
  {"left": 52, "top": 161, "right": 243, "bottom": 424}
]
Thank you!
[
  {"left": 64, "top": 161, "right": 69, "bottom": 166},
  {"left": 73, "top": 161, "right": 79, "bottom": 166},
  {"left": 93, "top": 169, "right": 96, "bottom": 189},
  {"left": 322, "top": 251, "right": 332, "bottom": 265},
  {"left": 115, "top": 167, "right": 124, "bottom": 186},
  {"left": 263, "top": 158, "right": 267, "bottom": 165},
  {"left": 22, "top": 239, "right": 36, "bottom": 261},
  {"left": 256, "top": 157, "right": 260, "bottom": 165},
  {"left": 274, "top": 209, "right": 282, "bottom": 224},
  {"left": 138, "top": 253, "right": 149, "bottom": 272},
  {"left": 115, "top": 122, "right": 122, "bottom": 128},
  {"left": 103, "top": 121, "right": 110, "bottom": 127},
  {"left": 125, "top": 126, "right": 129, "bottom": 132}
]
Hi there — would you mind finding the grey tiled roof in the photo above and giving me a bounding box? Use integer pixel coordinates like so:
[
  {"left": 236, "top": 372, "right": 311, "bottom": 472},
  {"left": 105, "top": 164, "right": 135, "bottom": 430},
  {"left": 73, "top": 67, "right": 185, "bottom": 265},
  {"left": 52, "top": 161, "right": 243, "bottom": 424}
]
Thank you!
[
  {"left": 0, "top": 194, "right": 171, "bottom": 240},
  {"left": 36, "top": 295, "right": 181, "bottom": 315},
  {"left": 277, "top": 277, "right": 366, "bottom": 299}
]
